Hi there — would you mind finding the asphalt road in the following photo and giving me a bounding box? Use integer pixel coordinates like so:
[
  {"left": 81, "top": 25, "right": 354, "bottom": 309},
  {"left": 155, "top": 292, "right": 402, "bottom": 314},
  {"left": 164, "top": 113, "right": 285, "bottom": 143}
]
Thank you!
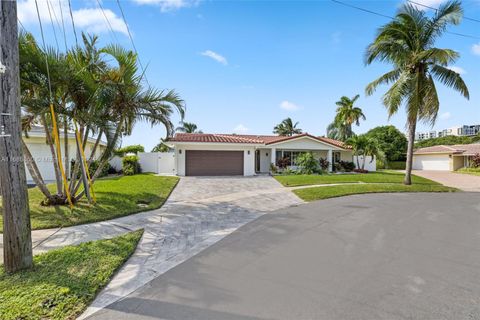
[{"left": 89, "top": 192, "right": 480, "bottom": 320}]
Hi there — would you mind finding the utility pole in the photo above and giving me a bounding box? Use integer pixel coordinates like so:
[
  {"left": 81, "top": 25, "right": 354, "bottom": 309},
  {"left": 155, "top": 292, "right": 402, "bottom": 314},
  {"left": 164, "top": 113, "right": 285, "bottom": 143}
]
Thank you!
[{"left": 0, "top": 0, "right": 33, "bottom": 272}]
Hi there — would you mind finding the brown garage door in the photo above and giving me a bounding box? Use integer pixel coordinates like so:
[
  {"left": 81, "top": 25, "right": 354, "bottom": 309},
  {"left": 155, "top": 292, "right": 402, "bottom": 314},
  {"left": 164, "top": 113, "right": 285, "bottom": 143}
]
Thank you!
[{"left": 186, "top": 150, "right": 244, "bottom": 176}]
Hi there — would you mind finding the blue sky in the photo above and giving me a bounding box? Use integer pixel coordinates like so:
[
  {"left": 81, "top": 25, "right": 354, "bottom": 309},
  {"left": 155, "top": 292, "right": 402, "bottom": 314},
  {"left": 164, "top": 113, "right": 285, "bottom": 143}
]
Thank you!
[{"left": 18, "top": 0, "right": 480, "bottom": 151}]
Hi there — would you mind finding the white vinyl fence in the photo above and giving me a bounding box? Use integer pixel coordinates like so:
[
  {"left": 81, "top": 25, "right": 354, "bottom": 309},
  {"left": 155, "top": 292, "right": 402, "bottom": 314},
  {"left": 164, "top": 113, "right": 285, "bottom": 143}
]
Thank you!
[
  {"left": 353, "top": 155, "right": 376, "bottom": 172},
  {"left": 109, "top": 152, "right": 176, "bottom": 175}
]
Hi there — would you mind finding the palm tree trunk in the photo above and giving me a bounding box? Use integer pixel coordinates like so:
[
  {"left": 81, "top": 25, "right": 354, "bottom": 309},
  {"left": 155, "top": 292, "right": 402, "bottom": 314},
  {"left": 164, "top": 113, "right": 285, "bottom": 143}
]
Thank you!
[
  {"left": 21, "top": 139, "right": 52, "bottom": 198},
  {"left": 362, "top": 154, "right": 366, "bottom": 170},
  {"left": 356, "top": 153, "right": 360, "bottom": 169},
  {"left": 63, "top": 117, "right": 69, "bottom": 182},
  {"left": 41, "top": 114, "right": 63, "bottom": 195},
  {"left": 404, "top": 120, "right": 417, "bottom": 185},
  {"left": 88, "top": 130, "right": 103, "bottom": 163}
]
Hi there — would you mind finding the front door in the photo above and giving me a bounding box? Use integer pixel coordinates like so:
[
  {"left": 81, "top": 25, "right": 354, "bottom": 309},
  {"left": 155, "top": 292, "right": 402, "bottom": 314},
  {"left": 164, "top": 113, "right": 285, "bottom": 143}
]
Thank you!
[
  {"left": 332, "top": 151, "right": 341, "bottom": 171},
  {"left": 255, "top": 150, "right": 260, "bottom": 172}
]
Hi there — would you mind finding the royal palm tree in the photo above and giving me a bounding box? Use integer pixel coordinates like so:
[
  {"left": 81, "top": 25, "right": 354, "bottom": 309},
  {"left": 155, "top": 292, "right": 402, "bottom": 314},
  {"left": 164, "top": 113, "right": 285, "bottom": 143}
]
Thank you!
[
  {"left": 273, "top": 117, "right": 302, "bottom": 136},
  {"left": 176, "top": 122, "right": 202, "bottom": 133},
  {"left": 365, "top": 1, "right": 469, "bottom": 184},
  {"left": 330, "top": 95, "right": 366, "bottom": 141}
]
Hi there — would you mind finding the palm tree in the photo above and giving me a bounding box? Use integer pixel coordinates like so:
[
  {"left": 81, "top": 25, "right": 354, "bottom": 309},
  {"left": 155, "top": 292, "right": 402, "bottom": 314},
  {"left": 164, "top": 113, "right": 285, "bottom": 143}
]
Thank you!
[
  {"left": 365, "top": 1, "right": 469, "bottom": 184},
  {"left": 346, "top": 135, "right": 368, "bottom": 169},
  {"left": 331, "top": 95, "right": 366, "bottom": 141},
  {"left": 273, "top": 118, "right": 302, "bottom": 136},
  {"left": 326, "top": 121, "right": 350, "bottom": 141},
  {"left": 19, "top": 31, "right": 185, "bottom": 204},
  {"left": 177, "top": 122, "right": 202, "bottom": 133}
]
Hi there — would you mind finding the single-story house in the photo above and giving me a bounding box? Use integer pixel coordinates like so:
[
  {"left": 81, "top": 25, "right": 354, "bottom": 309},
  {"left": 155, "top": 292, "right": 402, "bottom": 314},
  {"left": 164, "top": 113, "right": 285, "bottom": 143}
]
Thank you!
[
  {"left": 413, "top": 143, "right": 480, "bottom": 171},
  {"left": 23, "top": 125, "right": 107, "bottom": 183},
  {"left": 168, "top": 133, "right": 354, "bottom": 176}
]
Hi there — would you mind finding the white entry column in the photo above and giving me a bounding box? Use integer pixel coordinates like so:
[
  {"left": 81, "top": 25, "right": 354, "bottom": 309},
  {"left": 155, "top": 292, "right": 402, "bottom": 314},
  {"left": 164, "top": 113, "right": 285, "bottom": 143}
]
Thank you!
[
  {"left": 271, "top": 148, "right": 276, "bottom": 166},
  {"left": 327, "top": 149, "right": 333, "bottom": 172}
]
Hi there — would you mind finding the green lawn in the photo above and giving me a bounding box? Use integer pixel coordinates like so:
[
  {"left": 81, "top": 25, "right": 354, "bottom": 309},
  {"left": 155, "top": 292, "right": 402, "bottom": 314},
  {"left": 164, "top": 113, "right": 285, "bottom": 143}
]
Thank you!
[
  {"left": 456, "top": 168, "right": 480, "bottom": 176},
  {"left": 0, "top": 174, "right": 179, "bottom": 231},
  {"left": 0, "top": 229, "right": 143, "bottom": 320},
  {"left": 294, "top": 183, "right": 456, "bottom": 201},
  {"left": 275, "top": 170, "right": 438, "bottom": 187}
]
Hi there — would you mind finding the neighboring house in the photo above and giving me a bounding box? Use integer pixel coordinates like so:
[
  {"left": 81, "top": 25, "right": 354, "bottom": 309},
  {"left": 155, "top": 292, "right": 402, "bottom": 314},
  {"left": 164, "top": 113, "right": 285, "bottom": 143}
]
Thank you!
[
  {"left": 168, "top": 133, "right": 353, "bottom": 176},
  {"left": 23, "top": 126, "right": 107, "bottom": 183},
  {"left": 412, "top": 143, "right": 480, "bottom": 171}
]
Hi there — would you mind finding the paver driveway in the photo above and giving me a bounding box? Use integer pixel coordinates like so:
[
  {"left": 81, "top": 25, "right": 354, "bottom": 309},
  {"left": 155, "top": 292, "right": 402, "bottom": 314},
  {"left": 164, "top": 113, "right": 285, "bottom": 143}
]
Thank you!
[
  {"left": 413, "top": 170, "right": 480, "bottom": 192},
  {"left": 73, "top": 176, "right": 302, "bottom": 318},
  {"left": 90, "top": 192, "right": 480, "bottom": 320}
]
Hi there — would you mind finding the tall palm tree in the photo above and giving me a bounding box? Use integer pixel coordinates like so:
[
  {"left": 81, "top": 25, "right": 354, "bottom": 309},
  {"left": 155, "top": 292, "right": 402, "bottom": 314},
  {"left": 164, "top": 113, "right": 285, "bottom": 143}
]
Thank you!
[
  {"left": 177, "top": 122, "right": 202, "bottom": 133},
  {"left": 332, "top": 94, "right": 366, "bottom": 141},
  {"left": 326, "top": 121, "right": 350, "bottom": 142},
  {"left": 273, "top": 117, "right": 302, "bottom": 136},
  {"left": 365, "top": 1, "right": 469, "bottom": 184}
]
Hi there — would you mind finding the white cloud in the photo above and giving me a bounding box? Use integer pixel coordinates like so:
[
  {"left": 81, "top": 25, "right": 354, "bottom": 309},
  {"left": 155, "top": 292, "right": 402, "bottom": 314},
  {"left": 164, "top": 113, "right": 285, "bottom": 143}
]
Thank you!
[
  {"left": 472, "top": 43, "right": 480, "bottom": 56},
  {"left": 446, "top": 66, "right": 466, "bottom": 74},
  {"left": 280, "top": 100, "right": 301, "bottom": 111},
  {"left": 439, "top": 112, "right": 452, "bottom": 120},
  {"left": 408, "top": 0, "right": 446, "bottom": 10},
  {"left": 200, "top": 50, "right": 228, "bottom": 65},
  {"left": 133, "top": 0, "right": 199, "bottom": 12},
  {"left": 18, "top": 0, "right": 128, "bottom": 36},
  {"left": 233, "top": 124, "right": 249, "bottom": 133}
]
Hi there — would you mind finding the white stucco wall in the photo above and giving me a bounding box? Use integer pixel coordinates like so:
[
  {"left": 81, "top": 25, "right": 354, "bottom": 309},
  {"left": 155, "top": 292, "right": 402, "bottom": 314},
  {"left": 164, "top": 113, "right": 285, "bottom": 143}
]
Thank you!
[
  {"left": 24, "top": 136, "right": 103, "bottom": 182},
  {"left": 174, "top": 143, "right": 256, "bottom": 176},
  {"left": 354, "top": 156, "right": 377, "bottom": 171}
]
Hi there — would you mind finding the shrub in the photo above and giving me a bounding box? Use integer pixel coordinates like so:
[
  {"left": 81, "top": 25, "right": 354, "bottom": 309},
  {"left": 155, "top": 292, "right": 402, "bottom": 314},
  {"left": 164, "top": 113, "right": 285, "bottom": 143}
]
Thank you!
[
  {"left": 296, "top": 152, "right": 319, "bottom": 174},
  {"left": 270, "top": 163, "right": 278, "bottom": 174},
  {"left": 70, "top": 160, "right": 110, "bottom": 179},
  {"left": 471, "top": 153, "right": 480, "bottom": 168},
  {"left": 276, "top": 157, "right": 290, "bottom": 169},
  {"left": 88, "top": 160, "right": 110, "bottom": 178},
  {"left": 122, "top": 155, "right": 141, "bottom": 176},
  {"left": 318, "top": 158, "right": 330, "bottom": 171},
  {"left": 336, "top": 160, "right": 355, "bottom": 172},
  {"left": 115, "top": 144, "right": 145, "bottom": 156},
  {"left": 386, "top": 161, "right": 406, "bottom": 170}
]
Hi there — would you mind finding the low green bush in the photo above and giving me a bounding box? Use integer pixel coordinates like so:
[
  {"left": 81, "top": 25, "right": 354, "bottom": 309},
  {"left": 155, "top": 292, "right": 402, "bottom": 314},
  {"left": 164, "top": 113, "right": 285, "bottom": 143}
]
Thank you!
[
  {"left": 386, "top": 161, "right": 406, "bottom": 170},
  {"left": 115, "top": 144, "right": 145, "bottom": 156},
  {"left": 123, "top": 155, "right": 141, "bottom": 176},
  {"left": 296, "top": 152, "right": 319, "bottom": 174}
]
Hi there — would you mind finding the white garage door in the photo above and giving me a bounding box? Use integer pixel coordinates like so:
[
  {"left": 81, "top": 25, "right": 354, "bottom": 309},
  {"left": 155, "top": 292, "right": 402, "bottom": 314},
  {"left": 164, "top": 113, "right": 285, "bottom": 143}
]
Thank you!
[{"left": 412, "top": 155, "right": 450, "bottom": 171}]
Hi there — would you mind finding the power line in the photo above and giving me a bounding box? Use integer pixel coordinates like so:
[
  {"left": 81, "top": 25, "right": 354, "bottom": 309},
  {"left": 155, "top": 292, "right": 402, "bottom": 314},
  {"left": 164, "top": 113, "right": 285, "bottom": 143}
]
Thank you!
[
  {"left": 115, "top": 0, "right": 150, "bottom": 86},
  {"left": 331, "top": 0, "right": 393, "bottom": 19},
  {"left": 406, "top": 0, "right": 480, "bottom": 23},
  {"left": 96, "top": 0, "right": 119, "bottom": 43},
  {"left": 45, "top": 0, "right": 60, "bottom": 50},
  {"left": 34, "top": 0, "right": 53, "bottom": 102},
  {"left": 57, "top": 0, "right": 69, "bottom": 51},
  {"left": 67, "top": 0, "right": 78, "bottom": 46},
  {"left": 330, "top": 0, "right": 480, "bottom": 40}
]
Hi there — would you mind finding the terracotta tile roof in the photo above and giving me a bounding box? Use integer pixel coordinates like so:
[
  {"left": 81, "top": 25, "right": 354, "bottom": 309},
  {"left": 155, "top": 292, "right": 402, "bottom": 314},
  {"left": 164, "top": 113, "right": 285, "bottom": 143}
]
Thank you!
[
  {"left": 169, "top": 133, "right": 349, "bottom": 149},
  {"left": 169, "top": 133, "right": 264, "bottom": 144},
  {"left": 414, "top": 143, "right": 480, "bottom": 155}
]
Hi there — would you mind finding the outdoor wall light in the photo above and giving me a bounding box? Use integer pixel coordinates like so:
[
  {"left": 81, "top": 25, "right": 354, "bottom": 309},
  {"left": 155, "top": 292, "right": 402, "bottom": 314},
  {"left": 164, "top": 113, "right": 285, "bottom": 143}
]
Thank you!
[
  {"left": 247, "top": 150, "right": 250, "bottom": 155},
  {"left": 179, "top": 149, "right": 182, "bottom": 154},
  {"left": 266, "top": 153, "right": 269, "bottom": 156}
]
